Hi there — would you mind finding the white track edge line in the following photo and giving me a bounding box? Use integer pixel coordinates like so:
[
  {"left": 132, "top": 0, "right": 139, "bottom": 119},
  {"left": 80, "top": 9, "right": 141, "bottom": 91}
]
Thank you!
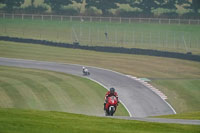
[{"left": 125, "top": 75, "right": 176, "bottom": 114}]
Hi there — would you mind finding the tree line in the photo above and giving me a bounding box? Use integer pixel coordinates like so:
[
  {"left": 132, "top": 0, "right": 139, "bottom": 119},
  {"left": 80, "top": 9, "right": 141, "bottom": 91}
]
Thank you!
[{"left": 0, "top": 0, "right": 199, "bottom": 18}]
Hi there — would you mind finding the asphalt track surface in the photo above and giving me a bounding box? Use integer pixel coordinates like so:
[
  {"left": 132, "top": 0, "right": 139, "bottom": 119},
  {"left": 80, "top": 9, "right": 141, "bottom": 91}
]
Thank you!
[{"left": 0, "top": 57, "right": 200, "bottom": 125}]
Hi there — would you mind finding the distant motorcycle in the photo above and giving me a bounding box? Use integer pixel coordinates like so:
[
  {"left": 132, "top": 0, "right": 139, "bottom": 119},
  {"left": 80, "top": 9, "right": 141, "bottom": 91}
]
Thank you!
[
  {"left": 82, "top": 67, "right": 90, "bottom": 76},
  {"left": 105, "top": 96, "right": 118, "bottom": 116}
]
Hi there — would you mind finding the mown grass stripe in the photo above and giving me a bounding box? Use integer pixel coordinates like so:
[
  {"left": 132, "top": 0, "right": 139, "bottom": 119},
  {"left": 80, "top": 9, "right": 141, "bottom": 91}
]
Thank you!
[
  {"left": 0, "top": 79, "right": 29, "bottom": 108},
  {"left": 0, "top": 66, "right": 98, "bottom": 113},
  {"left": 0, "top": 71, "right": 61, "bottom": 111},
  {"left": 0, "top": 76, "right": 44, "bottom": 110},
  {"left": 45, "top": 72, "right": 106, "bottom": 115},
  {"left": 15, "top": 70, "right": 95, "bottom": 113},
  {"left": 70, "top": 78, "right": 104, "bottom": 99},
  {"left": 0, "top": 66, "right": 129, "bottom": 115},
  {"left": 0, "top": 86, "right": 14, "bottom": 108},
  {"left": 65, "top": 77, "right": 105, "bottom": 114},
  {"left": 22, "top": 73, "right": 76, "bottom": 112}
]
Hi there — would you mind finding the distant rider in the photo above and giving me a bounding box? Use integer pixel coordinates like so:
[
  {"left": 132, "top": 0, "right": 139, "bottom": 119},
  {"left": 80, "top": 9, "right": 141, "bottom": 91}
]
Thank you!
[
  {"left": 82, "top": 66, "right": 89, "bottom": 75},
  {"left": 82, "top": 66, "right": 86, "bottom": 73},
  {"left": 104, "top": 87, "right": 119, "bottom": 110}
]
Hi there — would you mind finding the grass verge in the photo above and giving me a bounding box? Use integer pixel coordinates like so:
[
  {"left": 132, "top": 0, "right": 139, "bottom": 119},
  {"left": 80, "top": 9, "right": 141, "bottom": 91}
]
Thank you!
[
  {"left": 154, "top": 111, "right": 200, "bottom": 120},
  {"left": 0, "top": 108, "right": 199, "bottom": 133},
  {"left": 152, "top": 79, "right": 200, "bottom": 113}
]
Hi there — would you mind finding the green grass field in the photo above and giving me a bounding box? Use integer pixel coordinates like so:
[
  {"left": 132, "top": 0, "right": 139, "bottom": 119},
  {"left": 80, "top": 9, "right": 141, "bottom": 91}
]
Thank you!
[
  {"left": 0, "top": 40, "right": 200, "bottom": 114},
  {"left": 0, "top": 18, "right": 200, "bottom": 54},
  {"left": 155, "top": 111, "right": 200, "bottom": 120},
  {"left": 0, "top": 108, "right": 199, "bottom": 133},
  {"left": 152, "top": 79, "right": 200, "bottom": 113},
  {"left": 0, "top": 65, "right": 128, "bottom": 116}
]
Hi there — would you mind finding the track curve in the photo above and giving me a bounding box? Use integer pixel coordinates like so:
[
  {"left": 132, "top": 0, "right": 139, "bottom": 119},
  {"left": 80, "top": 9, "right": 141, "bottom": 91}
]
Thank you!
[{"left": 0, "top": 57, "right": 175, "bottom": 117}]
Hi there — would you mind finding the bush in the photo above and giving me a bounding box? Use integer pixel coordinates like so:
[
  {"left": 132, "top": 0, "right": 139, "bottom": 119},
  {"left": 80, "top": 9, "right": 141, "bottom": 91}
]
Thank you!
[
  {"left": 115, "top": 9, "right": 154, "bottom": 18},
  {"left": 181, "top": 12, "right": 200, "bottom": 19},
  {"left": 23, "top": 5, "right": 48, "bottom": 14},
  {"left": 85, "top": 7, "right": 101, "bottom": 16},
  {"left": 159, "top": 12, "right": 179, "bottom": 19},
  {"left": 55, "top": 7, "right": 79, "bottom": 15}
]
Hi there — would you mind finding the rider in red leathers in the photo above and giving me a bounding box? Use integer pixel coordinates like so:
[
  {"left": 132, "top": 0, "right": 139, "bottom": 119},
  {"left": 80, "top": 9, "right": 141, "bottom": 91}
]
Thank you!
[{"left": 104, "top": 87, "right": 119, "bottom": 110}]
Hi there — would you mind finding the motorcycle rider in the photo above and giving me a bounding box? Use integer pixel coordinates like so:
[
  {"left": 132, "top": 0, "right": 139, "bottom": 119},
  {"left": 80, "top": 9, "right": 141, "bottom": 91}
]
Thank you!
[
  {"left": 104, "top": 87, "right": 119, "bottom": 110},
  {"left": 82, "top": 66, "right": 90, "bottom": 75},
  {"left": 82, "top": 66, "right": 86, "bottom": 73}
]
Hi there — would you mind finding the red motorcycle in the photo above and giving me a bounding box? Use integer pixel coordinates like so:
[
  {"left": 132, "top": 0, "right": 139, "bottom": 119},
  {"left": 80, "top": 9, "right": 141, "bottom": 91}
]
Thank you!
[{"left": 105, "top": 96, "right": 118, "bottom": 116}]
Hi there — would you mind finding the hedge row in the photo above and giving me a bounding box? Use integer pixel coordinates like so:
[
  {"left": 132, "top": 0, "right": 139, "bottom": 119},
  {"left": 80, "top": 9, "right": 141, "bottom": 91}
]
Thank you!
[{"left": 0, "top": 36, "right": 199, "bottom": 62}]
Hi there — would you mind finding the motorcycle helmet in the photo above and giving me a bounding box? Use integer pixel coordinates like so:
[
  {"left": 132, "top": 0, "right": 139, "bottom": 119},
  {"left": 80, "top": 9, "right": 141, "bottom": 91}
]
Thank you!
[
  {"left": 82, "top": 66, "right": 85, "bottom": 69},
  {"left": 110, "top": 87, "right": 115, "bottom": 94}
]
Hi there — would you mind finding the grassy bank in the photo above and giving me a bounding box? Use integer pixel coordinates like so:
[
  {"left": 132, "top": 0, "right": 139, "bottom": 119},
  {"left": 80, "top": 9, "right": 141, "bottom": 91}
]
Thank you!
[
  {"left": 0, "top": 65, "right": 129, "bottom": 116},
  {"left": 0, "top": 18, "right": 200, "bottom": 54},
  {"left": 152, "top": 79, "right": 200, "bottom": 113},
  {"left": 155, "top": 111, "right": 200, "bottom": 120},
  {"left": 0, "top": 41, "right": 200, "bottom": 113},
  {"left": 0, "top": 108, "right": 199, "bottom": 133}
]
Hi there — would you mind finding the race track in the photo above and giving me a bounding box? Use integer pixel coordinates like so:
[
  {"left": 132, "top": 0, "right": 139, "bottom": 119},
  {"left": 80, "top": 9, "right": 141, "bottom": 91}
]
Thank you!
[
  {"left": 1, "top": 57, "right": 200, "bottom": 125},
  {"left": 0, "top": 57, "right": 175, "bottom": 117}
]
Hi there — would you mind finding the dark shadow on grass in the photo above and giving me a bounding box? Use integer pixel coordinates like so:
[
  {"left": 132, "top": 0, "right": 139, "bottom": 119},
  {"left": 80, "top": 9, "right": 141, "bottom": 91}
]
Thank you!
[{"left": 0, "top": 36, "right": 200, "bottom": 62}]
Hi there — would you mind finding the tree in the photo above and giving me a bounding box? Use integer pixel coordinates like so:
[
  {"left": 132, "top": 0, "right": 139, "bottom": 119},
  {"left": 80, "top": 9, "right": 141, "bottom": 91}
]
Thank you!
[
  {"left": 85, "top": 0, "right": 126, "bottom": 15},
  {"left": 161, "top": 0, "right": 177, "bottom": 10},
  {"left": 0, "top": 0, "right": 6, "bottom": 3},
  {"left": 31, "top": 0, "right": 34, "bottom": 7},
  {"left": 44, "top": 0, "right": 82, "bottom": 13},
  {"left": 129, "top": 0, "right": 165, "bottom": 14},
  {"left": 188, "top": 0, "right": 200, "bottom": 14},
  {"left": 0, "top": 0, "right": 24, "bottom": 12},
  {"left": 128, "top": 0, "right": 191, "bottom": 15},
  {"left": 159, "top": 0, "right": 187, "bottom": 12}
]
